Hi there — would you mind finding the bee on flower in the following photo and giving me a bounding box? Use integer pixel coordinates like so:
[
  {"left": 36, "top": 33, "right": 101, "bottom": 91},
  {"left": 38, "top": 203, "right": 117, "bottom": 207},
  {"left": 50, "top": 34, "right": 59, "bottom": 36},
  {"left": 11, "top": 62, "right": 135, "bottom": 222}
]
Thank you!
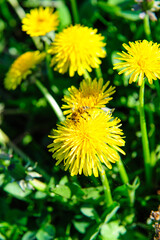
[
  {"left": 62, "top": 78, "right": 116, "bottom": 117},
  {"left": 48, "top": 108, "right": 125, "bottom": 177},
  {"left": 70, "top": 106, "right": 90, "bottom": 124}
]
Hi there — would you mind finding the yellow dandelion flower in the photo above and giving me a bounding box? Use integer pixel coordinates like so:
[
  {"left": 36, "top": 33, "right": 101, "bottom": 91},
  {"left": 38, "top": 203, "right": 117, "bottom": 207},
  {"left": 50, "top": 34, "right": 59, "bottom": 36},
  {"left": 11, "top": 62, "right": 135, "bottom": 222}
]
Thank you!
[
  {"left": 48, "top": 109, "right": 125, "bottom": 177},
  {"left": 4, "top": 51, "right": 46, "bottom": 90},
  {"left": 62, "top": 78, "right": 116, "bottom": 116},
  {"left": 22, "top": 7, "right": 59, "bottom": 37},
  {"left": 48, "top": 25, "right": 106, "bottom": 77},
  {"left": 113, "top": 40, "right": 160, "bottom": 86}
]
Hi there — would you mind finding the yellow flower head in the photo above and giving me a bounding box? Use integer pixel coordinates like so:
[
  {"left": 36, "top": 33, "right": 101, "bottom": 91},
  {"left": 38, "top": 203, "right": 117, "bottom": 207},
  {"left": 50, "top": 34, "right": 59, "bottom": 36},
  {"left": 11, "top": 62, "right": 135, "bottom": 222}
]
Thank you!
[
  {"left": 62, "top": 78, "right": 116, "bottom": 116},
  {"left": 113, "top": 40, "right": 160, "bottom": 86},
  {"left": 4, "top": 51, "right": 46, "bottom": 90},
  {"left": 22, "top": 7, "right": 59, "bottom": 37},
  {"left": 48, "top": 25, "right": 106, "bottom": 77},
  {"left": 48, "top": 109, "right": 125, "bottom": 177}
]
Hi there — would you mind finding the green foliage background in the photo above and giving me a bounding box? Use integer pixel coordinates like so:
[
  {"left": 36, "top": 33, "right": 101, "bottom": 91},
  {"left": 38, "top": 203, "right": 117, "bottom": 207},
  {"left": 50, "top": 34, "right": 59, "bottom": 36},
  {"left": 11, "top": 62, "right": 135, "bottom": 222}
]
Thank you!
[{"left": 1, "top": 0, "right": 160, "bottom": 239}]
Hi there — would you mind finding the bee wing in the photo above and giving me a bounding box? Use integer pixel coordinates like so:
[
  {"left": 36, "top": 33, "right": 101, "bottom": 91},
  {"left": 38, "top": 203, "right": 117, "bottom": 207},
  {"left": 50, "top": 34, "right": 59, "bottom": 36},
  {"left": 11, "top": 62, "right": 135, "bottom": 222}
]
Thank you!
[{"left": 101, "top": 107, "right": 115, "bottom": 114}]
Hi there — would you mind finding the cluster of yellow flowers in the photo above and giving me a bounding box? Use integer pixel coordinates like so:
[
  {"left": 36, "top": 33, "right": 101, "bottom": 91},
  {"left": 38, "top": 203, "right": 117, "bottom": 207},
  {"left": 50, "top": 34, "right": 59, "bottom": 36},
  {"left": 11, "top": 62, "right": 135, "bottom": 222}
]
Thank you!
[
  {"left": 48, "top": 78, "right": 125, "bottom": 177},
  {"left": 5, "top": 6, "right": 160, "bottom": 177},
  {"left": 5, "top": 6, "right": 160, "bottom": 90}
]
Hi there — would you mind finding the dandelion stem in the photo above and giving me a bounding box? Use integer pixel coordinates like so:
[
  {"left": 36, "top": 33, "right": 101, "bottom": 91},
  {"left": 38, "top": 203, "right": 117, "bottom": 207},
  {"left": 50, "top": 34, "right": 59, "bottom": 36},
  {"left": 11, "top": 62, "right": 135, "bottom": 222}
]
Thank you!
[
  {"left": 117, "top": 158, "right": 129, "bottom": 185},
  {"left": 83, "top": 70, "right": 91, "bottom": 80},
  {"left": 155, "top": 80, "right": 160, "bottom": 106},
  {"left": 147, "top": 105, "right": 156, "bottom": 168},
  {"left": 143, "top": 13, "right": 152, "bottom": 41},
  {"left": 35, "top": 80, "right": 65, "bottom": 122},
  {"left": 139, "top": 79, "right": 151, "bottom": 188},
  {"left": 95, "top": 66, "right": 103, "bottom": 79},
  {"left": 7, "top": 0, "right": 25, "bottom": 20},
  {"left": 45, "top": 41, "right": 54, "bottom": 85},
  {"left": 117, "top": 158, "right": 134, "bottom": 207},
  {"left": 143, "top": 13, "right": 160, "bottom": 105},
  {"left": 70, "top": 0, "right": 79, "bottom": 24},
  {"left": 100, "top": 170, "right": 113, "bottom": 207}
]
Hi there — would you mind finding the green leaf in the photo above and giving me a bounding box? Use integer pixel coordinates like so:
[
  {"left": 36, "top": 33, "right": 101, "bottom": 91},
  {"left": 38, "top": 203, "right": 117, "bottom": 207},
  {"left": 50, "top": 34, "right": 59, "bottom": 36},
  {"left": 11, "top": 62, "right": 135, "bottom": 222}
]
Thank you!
[
  {"left": 97, "top": 1, "right": 139, "bottom": 20},
  {"left": 100, "top": 220, "right": 126, "bottom": 240},
  {"left": 82, "top": 223, "right": 100, "bottom": 240},
  {"left": 83, "top": 186, "right": 103, "bottom": 200},
  {"left": 80, "top": 0, "right": 99, "bottom": 24},
  {"left": 113, "top": 185, "right": 128, "bottom": 198},
  {"left": 59, "top": 175, "right": 68, "bottom": 185},
  {"left": 4, "top": 182, "right": 31, "bottom": 200},
  {"left": 0, "top": 173, "right": 5, "bottom": 186},
  {"left": 116, "top": 10, "right": 140, "bottom": 21},
  {"left": 72, "top": 220, "right": 90, "bottom": 234},
  {"left": 33, "top": 191, "right": 47, "bottom": 199},
  {"left": 107, "top": 0, "right": 131, "bottom": 4},
  {"left": 57, "top": 1, "right": 72, "bottom": 30},
  {"left": 126, "top": 176, "right": 140, "bottom": 191},
  {"left": 89, "top": 231, "right": 100, "bottom": 240},
  {"left": 67, "top": 182, "right": 85, "bottom": 198},
  {"left": 80, "top": 205, "right": 96, "bottom": 219},
  {"left": 22, "top": 231, "right": 36, "bottom": 240},
  {"left": 103, "top": 202, "right": 120, "bottom": 223},
  {"left": 36, "top": 224, "right": 55, "bottom": 240},
  {"left": 51, "top": 184, "right": 71, "bottom": 199},
  {"left": 120, "top": 229, "right": 149, "bottom": 240},
  {"left": 97, "top": 2, "right": 120, "bottom": 15},
  {"left": 0, "top": 233, "right": 5, "bottom": 240}
]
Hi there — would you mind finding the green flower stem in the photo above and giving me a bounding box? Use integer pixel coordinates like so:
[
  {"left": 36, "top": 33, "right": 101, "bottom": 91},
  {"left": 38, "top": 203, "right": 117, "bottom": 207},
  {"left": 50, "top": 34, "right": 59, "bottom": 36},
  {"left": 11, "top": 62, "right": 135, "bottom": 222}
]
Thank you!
[
  {"left": 147, "top": 105, "right": 156, "bottom": 168},
  {"left": 35, "top": 80, "right": 65, "bottom": 122},
  {"left": 95, "top": 66, "right": 103, "bottom": 79},
  {"left": 7, "top": 0, "right": 25, "bottom": 20},
  {"left": 139, "top": 79, "right": 151, "bottom": 187},
  {"left": 116, "top": 158, "right": 134, "bottom": 207},
  {"left": 45, "top": 41, "right": 54, "bottom": 85},
  {"left": 70, "top": 0, "right": 79, "bottom": 24},
  {"left": 117, "top": 157, "right": 129, "bottom": 185},
  {"left": 155, "top": 80, "right": 160, "bottom": 105},
  {"left": 83, "top": 70, "right": 91, "bottom": 80},
  {"left": 143, "top": 13, "right": 152, "bottom": 41},
  {"left": 100, "top": 170, "right": 113, "bottom": 207},
  {"left": 143, "top": 9, "right": 160, "bottom": 106}
]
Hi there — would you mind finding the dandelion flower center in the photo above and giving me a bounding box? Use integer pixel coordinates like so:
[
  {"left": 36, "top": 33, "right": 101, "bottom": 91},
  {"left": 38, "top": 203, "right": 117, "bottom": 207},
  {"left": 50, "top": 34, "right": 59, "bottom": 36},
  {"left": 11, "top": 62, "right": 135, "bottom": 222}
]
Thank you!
[{"left": 113, "top": 40, "right": 160, "bottom": 85}]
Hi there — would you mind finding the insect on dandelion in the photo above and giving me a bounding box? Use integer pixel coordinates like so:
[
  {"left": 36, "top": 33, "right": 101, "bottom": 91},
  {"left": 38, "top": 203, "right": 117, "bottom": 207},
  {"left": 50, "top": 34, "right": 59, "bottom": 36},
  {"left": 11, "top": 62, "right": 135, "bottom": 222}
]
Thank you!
[
  {"left": 113, "top": 40, "right": 160, "bottom": 86},
  {"left": 48, "top": 25, "right": 106, "bottom": 77},
  {"left": 4, "top": 51, "right": 46, "bottom": 90},
  {"left": 48, "top": 109, "right": 125, "bottom": 177},
  {"left": 62, "top": 78, "right": 116, "bottom": 117},
  {"left": 22, "top": 7, "right": 59, "bottom": 37}
]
